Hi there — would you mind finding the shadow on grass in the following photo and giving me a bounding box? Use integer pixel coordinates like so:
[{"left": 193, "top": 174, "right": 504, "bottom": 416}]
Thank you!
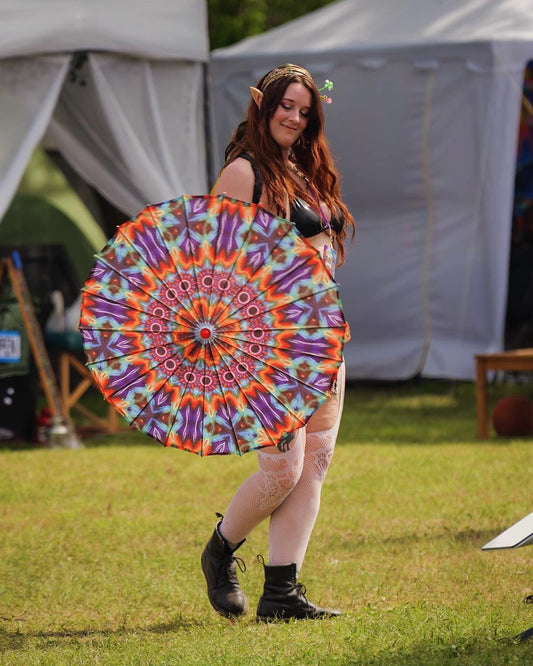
[
  {"left": 0, "top": 436, "right": 150, "bottom": 453},
  {"left": 2, "top": 619, "right": 531, "bottom": 663},
  {"left": 383, "top": 527, "right": 499, "bottom": 547},
  {"left": 337, "top": 527, "right": 501, "bottom": 554},
  {"left": 363, "top": 638, "right": 532, "bottom": 665},
  {"left": 0, "top": 429, "right": 150, "bottom": 452},
  {"left": 0, "top": 613, "right": 209, "bottom": 651},
  {"left": 80, "top": 431, "right": 152, "bottom": 448},
  {"left": 0, "top": 439, "right": 37, "bottom": 452}
]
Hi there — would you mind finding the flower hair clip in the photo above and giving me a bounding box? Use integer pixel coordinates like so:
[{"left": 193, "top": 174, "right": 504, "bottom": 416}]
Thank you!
[{"left": 318, "top": 79, "right": 333, "bottom": 104}]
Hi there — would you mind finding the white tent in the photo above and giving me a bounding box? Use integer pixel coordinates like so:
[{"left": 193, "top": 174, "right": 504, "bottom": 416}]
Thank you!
[
  {"left": 210, "top": 0, "right": 533, "bottom": 380},
  {"left": 0, "top": 0, "right": 208, "bottom": 224}
]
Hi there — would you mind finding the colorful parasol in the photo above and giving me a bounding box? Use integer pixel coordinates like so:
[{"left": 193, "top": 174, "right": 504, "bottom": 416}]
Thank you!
[{"left": 80, "top": 194, "right": 346, "bottom": 456}]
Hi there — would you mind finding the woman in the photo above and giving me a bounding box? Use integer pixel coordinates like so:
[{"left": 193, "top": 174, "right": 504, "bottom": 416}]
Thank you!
[{"left": 201, "top": 63, "right": 354, "bottom": 621}]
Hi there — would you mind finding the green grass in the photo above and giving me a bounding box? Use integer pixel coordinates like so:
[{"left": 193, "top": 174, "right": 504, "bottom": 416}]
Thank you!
[{"left": 1, "top": 379, "right": 533, "bottom": 664}]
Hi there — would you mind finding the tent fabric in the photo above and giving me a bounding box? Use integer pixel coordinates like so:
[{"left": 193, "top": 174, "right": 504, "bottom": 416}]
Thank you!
[
  {"left": 210, "top": 0, "right": 533, "bottom": 380},
  {"left": 0, "top": 56, "right": 70, "bottom": 222},
  {"left": 47, "top": 54, "right": 206, "bottom": 216},
  {"left": 213, "top": 0, "right": 533, "bottom": 54},
  {"left": 0, "top": 0, "right": 208, "bottom": 62},
  {"left": 0, "top": 1, "right": 208, "bottom": 233}
]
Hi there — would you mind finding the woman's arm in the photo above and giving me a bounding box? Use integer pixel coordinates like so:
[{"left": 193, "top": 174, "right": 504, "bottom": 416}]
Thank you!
[{"left": 211, "top": 157, "right": 255, "bottom": 203}]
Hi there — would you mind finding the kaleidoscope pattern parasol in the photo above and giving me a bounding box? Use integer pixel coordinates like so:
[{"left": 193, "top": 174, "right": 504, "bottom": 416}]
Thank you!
[{"left": 80, "top": 194, "right": 347, "bottom": 456}]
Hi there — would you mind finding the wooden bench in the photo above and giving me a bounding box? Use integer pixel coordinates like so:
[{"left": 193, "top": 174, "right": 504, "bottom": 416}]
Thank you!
[
  {"left": 58, "top": 351, "right": 120, "bottom": 434},
  {"left": 45, "top": 331, "right": 121, "bottom": 435},
  {"left": 475, "top": 348, "right": 533, "bottom": 438}
]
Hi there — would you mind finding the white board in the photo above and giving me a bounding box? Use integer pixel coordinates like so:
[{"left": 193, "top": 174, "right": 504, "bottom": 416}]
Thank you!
[{"left": 482, "top": 512, "right": 533, "bottom": 550}]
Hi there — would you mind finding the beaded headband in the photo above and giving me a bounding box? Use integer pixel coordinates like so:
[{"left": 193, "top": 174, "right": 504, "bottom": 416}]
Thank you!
[{"left": 259, "top": 64, "right": 334, "bottom": 104}]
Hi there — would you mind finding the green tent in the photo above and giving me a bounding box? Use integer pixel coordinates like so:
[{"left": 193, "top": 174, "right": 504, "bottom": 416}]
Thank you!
[{"left": 0, "top": 194, "right": 106, "bottom": 286}]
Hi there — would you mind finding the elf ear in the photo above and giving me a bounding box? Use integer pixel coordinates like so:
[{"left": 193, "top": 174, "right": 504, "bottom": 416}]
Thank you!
[{"left": 250, "top": 86, "right": 263, "bottom": 108}]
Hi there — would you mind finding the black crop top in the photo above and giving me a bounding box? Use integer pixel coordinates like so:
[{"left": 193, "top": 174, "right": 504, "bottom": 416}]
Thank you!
[{"left": 238, "top": 153, "right": 345, "bottom": 238}]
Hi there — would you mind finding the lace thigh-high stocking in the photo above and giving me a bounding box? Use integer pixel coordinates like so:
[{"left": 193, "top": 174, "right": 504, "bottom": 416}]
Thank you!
[
  {"left": 218, "top": 429, "right": 306, "bottom": 545},
  {"left": 268, "top": 363, "right": 345, "bottom": 570}
]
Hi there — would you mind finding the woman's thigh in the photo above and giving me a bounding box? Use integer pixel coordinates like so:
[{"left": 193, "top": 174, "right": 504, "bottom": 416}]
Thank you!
[{"left": 305, "top": 362, "right": 345, "bottom": 433}]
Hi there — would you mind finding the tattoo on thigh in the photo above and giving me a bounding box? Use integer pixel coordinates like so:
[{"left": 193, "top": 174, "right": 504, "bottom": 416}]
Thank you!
[{"left": 277, "top": 432, "right": 295, "bottom": 452}]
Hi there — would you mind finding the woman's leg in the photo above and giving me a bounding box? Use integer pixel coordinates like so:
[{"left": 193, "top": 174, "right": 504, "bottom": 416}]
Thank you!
[
  {"left": 202, "top": 362, "right": 344, "bottom": 619},
  {"left": 201, "top": 430, "right": 305, "bottom": 618},
  {"left": 268, "top": 363, "right": 345, "bottom": 570},
  {"left": 218, "top": 428, "right": 306, "bottom": 544},
  {"left": 256, "top": 364, "right": 346, "bottom": 621}
]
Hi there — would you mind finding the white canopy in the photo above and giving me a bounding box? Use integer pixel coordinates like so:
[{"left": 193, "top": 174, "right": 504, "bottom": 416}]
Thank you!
[
  {"left": 0, "top": 0, "right": 208, "bottom": 228},
  {"left": 0, "top": 0, "right": 208, "bottom": 61},
  {"left": 214, "top": 0, "right": 533, "bottom": 53},
  {"left": 210, "top": 0, "right": 533, "bottom": 380}
]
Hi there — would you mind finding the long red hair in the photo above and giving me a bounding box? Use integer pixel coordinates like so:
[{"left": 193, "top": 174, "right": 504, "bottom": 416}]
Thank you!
[{"left": 224, "top": 64, "right": 355, "bottom": 264}]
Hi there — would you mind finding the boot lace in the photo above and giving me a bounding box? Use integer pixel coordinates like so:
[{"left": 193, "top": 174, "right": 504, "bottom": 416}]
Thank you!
[
  {"left": 295, "top": 582, "right": 308, "bottom": 601},
  {"left": 233, "top": 555, "right": 247, "bottom": 574},
  {"left": 221, "top": 553, "right": 247, "bottom": 585}
]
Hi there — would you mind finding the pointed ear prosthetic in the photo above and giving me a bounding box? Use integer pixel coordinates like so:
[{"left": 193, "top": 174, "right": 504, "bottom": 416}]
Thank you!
[{"left": 250, "top": 87, "right": 263, "bottom": 108}]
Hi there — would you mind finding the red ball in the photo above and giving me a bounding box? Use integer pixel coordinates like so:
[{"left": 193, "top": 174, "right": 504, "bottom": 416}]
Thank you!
[{"left": 492, "top": 395, "right": 533, "bottom": 437}]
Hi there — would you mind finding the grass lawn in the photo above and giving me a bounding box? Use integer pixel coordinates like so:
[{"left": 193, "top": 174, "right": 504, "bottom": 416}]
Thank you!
[{"left": 1, "top": 379, "right": 533, "bottom": 664}]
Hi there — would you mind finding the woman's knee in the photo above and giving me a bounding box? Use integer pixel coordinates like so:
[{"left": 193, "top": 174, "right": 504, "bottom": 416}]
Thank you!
[
  {"left": 255, "top": 430, "right": 305, "bottom": 508},
  {"left": 305, "top": 429, "right": 337, "bottom": 482}
]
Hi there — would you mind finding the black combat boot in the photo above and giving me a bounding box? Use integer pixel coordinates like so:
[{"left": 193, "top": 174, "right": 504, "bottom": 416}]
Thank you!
[
  {"left": 201, "top": 514, "right": 249, "bottom": 618},
  {"left": 256, "top": 555, "right": 341, "bottom": 621}
]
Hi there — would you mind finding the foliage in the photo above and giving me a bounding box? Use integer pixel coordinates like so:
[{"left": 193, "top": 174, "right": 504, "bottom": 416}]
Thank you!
[{"left": 208, "top": 0, "right": 337, "bottom": 50}]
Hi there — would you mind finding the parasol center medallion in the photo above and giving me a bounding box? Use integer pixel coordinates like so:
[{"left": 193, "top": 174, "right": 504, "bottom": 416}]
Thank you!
[{"left": 195, "top": 322, "right": 217, "bottom": 344}]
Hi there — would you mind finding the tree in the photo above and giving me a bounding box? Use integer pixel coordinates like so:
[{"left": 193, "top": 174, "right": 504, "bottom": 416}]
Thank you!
[{"left": 208, "top": 0, "right": 337, "bottom": 50}]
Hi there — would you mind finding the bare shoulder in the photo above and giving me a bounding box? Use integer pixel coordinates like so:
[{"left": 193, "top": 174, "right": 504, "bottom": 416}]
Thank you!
[
  {"left": 212, "top": 157, "right": 255, "bottom": 202},
  {"left": 216, "top": 157, "right": 254, "bottom": 184}
]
